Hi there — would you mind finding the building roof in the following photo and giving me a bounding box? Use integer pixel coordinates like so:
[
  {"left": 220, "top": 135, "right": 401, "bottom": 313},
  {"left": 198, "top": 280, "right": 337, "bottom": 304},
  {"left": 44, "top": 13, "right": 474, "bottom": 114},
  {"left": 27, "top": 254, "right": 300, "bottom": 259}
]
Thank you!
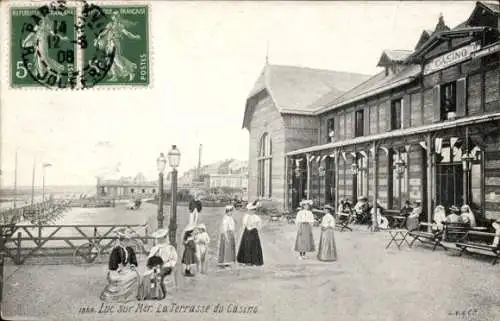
[
  {"left": 376, "top": 50, "right": 413, "bottom": 66},
  {"left": 246, "top": 64, "right": 371, "bottom": 112},
  {"left": 479, "top": 1, "right": 499, "bottom": 13},
  {"left": 314, "top": 64, "right": 421, "bottom": 114},
  {"left": 414, "top": 30, "right": 434, "bottom": 50}
]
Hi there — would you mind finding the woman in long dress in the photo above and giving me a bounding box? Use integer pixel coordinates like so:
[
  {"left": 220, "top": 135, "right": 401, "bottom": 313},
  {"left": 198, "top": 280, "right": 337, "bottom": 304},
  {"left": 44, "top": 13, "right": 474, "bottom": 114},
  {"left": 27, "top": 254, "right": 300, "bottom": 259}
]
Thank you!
[
  {"left": 138, "top": 228, "right": 177, "bottom": 300},
  {"left": 237, "top": 206, "right": 264, "bottom": 266},
  {"left": 295, "top": 200, "right": 315, "bottom": 259},
  {"left": 317, "top": 205, "right": 337, "bottom": 262},
  {"left": 181, "top": 225, "right": 197, "bottom": 277},
  {"left": 195, "top": 224, "right": 211, "bottom": 273},
  {"left": 100, "top": 228, "right": 140, "bottom": 302},
  {"left": 218, "top": 206, "right": 236, "bottom": 267}
]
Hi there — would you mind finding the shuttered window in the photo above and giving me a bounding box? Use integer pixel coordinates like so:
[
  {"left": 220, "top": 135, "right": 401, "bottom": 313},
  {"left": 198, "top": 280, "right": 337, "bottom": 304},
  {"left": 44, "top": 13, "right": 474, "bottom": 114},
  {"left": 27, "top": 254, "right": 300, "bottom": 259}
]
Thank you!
[
  {"left": 402, "top": 95, "right": 411, "bottom": 128},
  {"left": 456, "top": 77, "right": 467, "bottom": 117},
  {"left": 363, "top": 108, "right": 370, "bottom": 136},
  {"left": 433, "top": 85, "right": 441, "bottom": 122},
  {"left": 390, "top": 99, "right": 402, "bottom": 130},
  {"left": 355, "top": 110, "right": 364, "bottom": 137}
]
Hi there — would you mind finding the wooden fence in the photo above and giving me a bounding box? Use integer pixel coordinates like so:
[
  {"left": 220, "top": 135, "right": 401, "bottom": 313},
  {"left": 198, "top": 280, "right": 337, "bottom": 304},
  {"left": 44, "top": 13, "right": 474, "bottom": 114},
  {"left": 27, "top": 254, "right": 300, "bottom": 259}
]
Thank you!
[{"left": 0, "top": 224, "right": 155, "bottom": 265}]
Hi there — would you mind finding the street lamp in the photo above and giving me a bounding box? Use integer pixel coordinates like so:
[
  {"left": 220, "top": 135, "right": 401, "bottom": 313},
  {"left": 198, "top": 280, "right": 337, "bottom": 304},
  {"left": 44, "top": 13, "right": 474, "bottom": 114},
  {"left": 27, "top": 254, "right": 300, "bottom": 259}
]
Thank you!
[
  {"left": 167, "top": 145, "right": 180, "bottom": 248},
  {"left": 156, "top": 153, "right": 167, "bottom": 229},
  {"left": 461, "top": 152, "right": 474, "bottom": 171},
  {"left": 394, "top": 157, "right": 406, "bottom": 178},
  {"left": 350, "top": 163, "right": 358, "bottom": 176}
]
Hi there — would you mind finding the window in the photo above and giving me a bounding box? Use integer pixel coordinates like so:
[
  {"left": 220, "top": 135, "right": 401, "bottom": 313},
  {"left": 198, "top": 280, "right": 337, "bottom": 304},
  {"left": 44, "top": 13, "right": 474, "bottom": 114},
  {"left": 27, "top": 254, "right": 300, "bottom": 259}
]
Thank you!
[
  {"left": 326, "top": 118, "right": 335, "bottom": 142},
  {"left": 355, "top": 110, "right": 364, "bottom": 137},
  {"left": 441, "top": 81, "right": 456, "bottom": 120},
  {"left": 436, "top": 146, "right": 462, "bottom": 209},
  {"left": 257, "top": 133, "right": 272, "bottom": 198},
  {"left": 390, "top": 99, "right": 402, "bottom": 130}
]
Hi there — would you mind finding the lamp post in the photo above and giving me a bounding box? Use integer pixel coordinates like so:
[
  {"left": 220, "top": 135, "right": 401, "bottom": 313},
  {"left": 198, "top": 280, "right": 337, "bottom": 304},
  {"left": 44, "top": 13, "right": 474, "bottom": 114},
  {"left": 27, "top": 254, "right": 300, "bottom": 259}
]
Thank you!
[
  {"left": 156, "top": 153, "right": 167, "bottom": 229},
  {"left": 394, "top": 157, "right": 406, "bottom": 209},
  {"left": 461, "top": 127, "right": 473, "bottom": 206},
  {"left": 167, "top": 145, "right": 181, "bottom": 248},
  {"left": 461, "top": 152, "right": 473, "bottom": 205}
]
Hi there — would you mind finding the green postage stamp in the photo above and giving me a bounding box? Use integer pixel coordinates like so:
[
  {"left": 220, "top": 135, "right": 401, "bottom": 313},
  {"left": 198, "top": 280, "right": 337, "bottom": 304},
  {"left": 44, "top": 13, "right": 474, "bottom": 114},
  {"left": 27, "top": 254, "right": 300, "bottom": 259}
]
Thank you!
[{"left": 9, "top": 1, "right": 149, "bottom": 89}]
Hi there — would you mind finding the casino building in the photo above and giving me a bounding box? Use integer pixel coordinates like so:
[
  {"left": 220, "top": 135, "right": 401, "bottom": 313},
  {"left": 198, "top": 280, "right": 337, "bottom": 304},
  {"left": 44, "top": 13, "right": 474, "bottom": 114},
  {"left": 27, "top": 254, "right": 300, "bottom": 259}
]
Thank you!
[{"left": 242, "top": 1, "right": 500, "bottom": 223}]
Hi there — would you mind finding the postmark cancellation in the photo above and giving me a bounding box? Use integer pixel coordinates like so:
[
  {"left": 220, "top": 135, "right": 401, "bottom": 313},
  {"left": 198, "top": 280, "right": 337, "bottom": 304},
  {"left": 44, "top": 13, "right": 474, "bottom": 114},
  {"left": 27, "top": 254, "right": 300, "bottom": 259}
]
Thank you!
[{"left": 6, "top": 0, "right": 150, "bottom": 89}]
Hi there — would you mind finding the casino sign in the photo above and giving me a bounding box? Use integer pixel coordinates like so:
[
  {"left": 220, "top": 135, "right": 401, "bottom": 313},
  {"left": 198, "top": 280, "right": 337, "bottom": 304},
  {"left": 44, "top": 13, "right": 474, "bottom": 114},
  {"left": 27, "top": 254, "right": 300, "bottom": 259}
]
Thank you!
[{"left": 423, "top": 42, "right": 481, "bottom": 75}]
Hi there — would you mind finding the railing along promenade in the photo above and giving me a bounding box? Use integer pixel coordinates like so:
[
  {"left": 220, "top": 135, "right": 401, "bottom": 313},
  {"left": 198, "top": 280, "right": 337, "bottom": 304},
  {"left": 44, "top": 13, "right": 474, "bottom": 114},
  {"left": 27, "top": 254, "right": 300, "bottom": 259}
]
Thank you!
[
  {"left": 0, "top": 201, "right": 63, "bottom": 225},
  {"left": 0, "top": 223, "right": 154, "bottom": 265}
]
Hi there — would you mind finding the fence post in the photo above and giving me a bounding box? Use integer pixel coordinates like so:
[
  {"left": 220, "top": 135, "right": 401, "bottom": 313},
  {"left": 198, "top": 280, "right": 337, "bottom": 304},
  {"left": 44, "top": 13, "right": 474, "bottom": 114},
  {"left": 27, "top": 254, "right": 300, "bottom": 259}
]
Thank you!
[{"left": 16, "top": 232, "right": 22, "bottom": 265}]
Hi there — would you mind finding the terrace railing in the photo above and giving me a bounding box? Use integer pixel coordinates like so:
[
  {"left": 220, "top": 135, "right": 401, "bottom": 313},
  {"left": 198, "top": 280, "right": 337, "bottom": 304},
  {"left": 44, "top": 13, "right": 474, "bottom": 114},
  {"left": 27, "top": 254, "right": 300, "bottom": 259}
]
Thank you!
[{"left": 0, "top": 224, "right": 154, "bottom": 265}]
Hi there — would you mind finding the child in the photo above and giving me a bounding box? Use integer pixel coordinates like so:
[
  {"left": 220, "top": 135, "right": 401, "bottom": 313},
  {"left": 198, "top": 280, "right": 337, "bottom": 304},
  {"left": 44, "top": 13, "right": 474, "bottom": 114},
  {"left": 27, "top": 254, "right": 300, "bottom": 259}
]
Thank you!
[
  {"left": 194, "top": 223, "right": 210, "bottom": 274},
  {"left": 138, "top": 256, "right": 165, "bottom": 300},
  {"left": 181, "top": 225, "right": 197, "bottom": 277}
]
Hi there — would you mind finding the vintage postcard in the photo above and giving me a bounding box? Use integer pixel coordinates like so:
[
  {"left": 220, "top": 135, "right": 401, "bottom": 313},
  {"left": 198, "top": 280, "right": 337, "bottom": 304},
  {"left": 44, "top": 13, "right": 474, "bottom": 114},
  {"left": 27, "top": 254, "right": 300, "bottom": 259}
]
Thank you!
[{"left": 1, "top": 0, "right": 499, "bottom": 320}]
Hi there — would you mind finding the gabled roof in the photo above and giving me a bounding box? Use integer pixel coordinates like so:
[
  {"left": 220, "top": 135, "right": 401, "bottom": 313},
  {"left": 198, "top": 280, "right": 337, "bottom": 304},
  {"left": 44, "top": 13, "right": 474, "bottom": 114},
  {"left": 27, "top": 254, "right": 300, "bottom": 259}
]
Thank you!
[
  {"left": 376, "top": 50, "right": 413, "bottom": 67},
  {"left": 242, "top": 64, "right": 371, "bottom": 128},
  {"left": 478, "top": 1, "right": 499, "bottom": 14},
  {"left": 247, "top": 64, "right": 371, "bottom": 111},
  {"left": 414, "top": 29, "right": 433, "bottom": 50}
]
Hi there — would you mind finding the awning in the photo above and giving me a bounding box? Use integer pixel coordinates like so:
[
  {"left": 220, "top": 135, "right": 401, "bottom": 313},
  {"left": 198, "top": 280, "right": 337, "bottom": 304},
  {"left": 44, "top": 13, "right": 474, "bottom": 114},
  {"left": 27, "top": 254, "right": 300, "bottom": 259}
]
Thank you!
[{"left": 286, "top": 112, "right": 500, "bottom": 156}]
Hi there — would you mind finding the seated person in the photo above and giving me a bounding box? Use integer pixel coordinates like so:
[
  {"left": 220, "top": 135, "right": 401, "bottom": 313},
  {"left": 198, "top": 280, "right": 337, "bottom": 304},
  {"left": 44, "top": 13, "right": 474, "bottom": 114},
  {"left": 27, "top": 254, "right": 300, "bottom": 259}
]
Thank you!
[
  {"left": 460, "top": 205, "right": 477, "bottom": 227},
  {"left": 492, "top": 219, "right": 500, "bottom": 248},
  {"left": 400, "top": 200, "right": 413, "bottom": 217},
  {"left": 406, "top": 200, "right": 422, "bottom": 231},
  {"left": 100, "top": 228, "right": 139, "bottom": 302},
  {"left": 354, "top": 196, "right": 370, "bottom": 215},
  {"left": 432, "top": 205, "right": 447, "bottom": 231},
  {"left": 370, "top": 200, "right": 388, "bottom": 229},
  {"left": 138, "top": 228, "right": 177, "bottom": 300},
  {"left": 445, "top": 206, "right": 463, "bottom": 224},
  {"left": 138, "top": 257, "right": 165, "bottom": 300}
]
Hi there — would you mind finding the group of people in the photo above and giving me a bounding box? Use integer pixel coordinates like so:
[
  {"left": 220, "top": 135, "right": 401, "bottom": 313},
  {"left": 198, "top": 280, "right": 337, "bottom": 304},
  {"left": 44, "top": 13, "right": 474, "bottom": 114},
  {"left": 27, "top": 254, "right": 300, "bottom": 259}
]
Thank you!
[
  {"left": 294, "top": 200, "right": 338, "bottom": 262},
  {"left": 99, "top": 196, "right": 265, "bottom": 303},
  {"left": 218, "top": 203, "right": 264, "bottom": 267}
]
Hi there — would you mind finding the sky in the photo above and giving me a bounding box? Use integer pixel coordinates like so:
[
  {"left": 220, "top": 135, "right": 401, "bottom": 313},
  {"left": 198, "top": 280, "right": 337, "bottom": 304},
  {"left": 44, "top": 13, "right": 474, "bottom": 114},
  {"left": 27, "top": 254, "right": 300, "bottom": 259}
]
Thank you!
[{"left": 0, "top": 0, "right": 477, "bottom": 187}]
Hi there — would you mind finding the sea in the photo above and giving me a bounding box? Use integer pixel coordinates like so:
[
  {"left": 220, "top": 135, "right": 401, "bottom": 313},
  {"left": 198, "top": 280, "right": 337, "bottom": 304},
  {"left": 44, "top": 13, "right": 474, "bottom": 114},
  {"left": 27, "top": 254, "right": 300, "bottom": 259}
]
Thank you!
[{"left": 0, "top": 185, "right": 96, "bottom": 210}]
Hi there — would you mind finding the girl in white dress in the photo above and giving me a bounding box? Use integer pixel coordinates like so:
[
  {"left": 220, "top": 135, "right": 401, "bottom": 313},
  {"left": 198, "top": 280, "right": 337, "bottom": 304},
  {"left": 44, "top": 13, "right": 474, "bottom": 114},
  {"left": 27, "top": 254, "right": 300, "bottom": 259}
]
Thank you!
[
  {"left": 294, "top": 200, "right": 315, "bottom": 259},
  {"left": 195, "top": 224, "right": 210, "bottom": 273},
  {"left": 317, "top": 205, "right": 337, "bottom": 261}
]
